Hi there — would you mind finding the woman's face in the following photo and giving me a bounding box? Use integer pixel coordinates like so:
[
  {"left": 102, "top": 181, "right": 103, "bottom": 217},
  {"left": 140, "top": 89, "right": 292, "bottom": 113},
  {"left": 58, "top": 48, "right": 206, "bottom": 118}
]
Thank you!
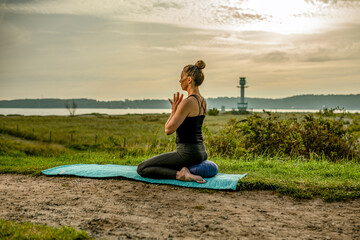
[{"left": 179, "top": 70, "right": 188, "bottom": 90}]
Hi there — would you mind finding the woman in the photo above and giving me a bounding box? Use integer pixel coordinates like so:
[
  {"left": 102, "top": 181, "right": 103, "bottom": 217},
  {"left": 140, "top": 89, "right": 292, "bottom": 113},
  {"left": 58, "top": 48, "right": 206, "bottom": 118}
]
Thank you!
[{"left": 137, "top": 60, "right": 217, "bottom": 184}]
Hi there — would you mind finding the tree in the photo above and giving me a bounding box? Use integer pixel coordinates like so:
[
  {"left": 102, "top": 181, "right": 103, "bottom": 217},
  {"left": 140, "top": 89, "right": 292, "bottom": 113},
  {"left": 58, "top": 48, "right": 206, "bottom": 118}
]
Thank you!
[{"left": 65, "top": 99, "right": 77, "bottom": 117}]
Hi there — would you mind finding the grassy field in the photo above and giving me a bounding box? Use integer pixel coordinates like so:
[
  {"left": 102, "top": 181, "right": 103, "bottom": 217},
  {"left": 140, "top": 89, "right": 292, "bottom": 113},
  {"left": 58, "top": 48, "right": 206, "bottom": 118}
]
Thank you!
[
  {"left": 0, "top": 112, "right": 359, "bottom": 202},
  {"left": 1, "top": 112, "right": 359, "bottom": 238},
  {"left": 0, "top": 112, "right": 313, "bottom": 148}
]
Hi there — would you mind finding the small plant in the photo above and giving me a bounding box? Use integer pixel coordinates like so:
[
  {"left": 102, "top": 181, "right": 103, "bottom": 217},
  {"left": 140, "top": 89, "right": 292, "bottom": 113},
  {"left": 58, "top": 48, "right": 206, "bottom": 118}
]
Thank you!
[
  {"left": 207, "top": 108, "right": 219, "bottom": 116},
  {"left": 65, "top": 99, "right": 77, "bottom": 117},
  {"left": 317, "top": 106, "right": 349, "bottom": 118}
]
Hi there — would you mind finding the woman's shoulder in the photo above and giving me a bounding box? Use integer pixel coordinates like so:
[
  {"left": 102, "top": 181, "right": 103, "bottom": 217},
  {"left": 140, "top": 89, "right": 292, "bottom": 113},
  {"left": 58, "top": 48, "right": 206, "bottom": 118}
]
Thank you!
[
  {"left": 187, "top": 94, "right": 206, "bottom": 102},
  {"left": 184, "top": 95, "right": 204, "bottom": 105},
  {"left": 183, "top": 95, "right": 206, "bottom": 116},
  {"left": 181, "top": 95, "right": 197, "bottom": 107}
]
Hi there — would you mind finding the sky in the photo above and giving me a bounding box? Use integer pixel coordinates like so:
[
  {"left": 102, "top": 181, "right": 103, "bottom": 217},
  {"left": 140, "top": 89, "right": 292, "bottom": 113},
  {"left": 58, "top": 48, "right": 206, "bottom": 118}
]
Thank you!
[{"left": 0, "top": 0, "right": 359, "bottom": 100}]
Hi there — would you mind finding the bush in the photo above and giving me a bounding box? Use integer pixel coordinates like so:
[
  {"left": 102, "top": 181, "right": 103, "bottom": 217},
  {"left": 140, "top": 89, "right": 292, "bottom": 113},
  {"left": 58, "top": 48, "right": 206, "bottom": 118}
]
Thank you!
[
  {"left": 207, "top": 108, "right": 219, "bottom": 116},
  {"left": 204, "top": 112, "right": 359, "bottom": 160},
  {"left": 348, "top": 114, "right": 360, "bottom": 137}
]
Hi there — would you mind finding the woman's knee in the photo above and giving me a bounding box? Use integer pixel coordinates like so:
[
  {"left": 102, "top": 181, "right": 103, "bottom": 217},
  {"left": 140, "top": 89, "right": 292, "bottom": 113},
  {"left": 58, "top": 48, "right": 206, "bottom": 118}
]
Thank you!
[
  {"left": 137, "top": 165, "right": 155, "bottom": 178},
  {"left": 137, "top": 163, "right": 145, "bottom": 176},
  {"left": 137, "top": 162, "right": 154, "bottom": 178}
]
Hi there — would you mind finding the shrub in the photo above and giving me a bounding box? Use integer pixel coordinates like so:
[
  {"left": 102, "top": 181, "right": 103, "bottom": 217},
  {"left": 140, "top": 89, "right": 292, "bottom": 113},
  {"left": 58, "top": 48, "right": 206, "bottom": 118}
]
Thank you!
[
  {"left": 207, "top": 108, "right": 219, "bottom": 116},
  {"left": 205, "top": 112, "right": 359, "bottom": 160},
  {"left": 348, "top": 114, "right": 360, "bottom": 137}
]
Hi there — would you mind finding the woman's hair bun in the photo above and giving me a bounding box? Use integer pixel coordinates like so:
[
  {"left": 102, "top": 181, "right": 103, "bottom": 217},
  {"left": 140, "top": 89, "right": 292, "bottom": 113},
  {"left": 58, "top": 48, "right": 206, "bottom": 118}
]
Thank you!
[{"left": 195, "top": 60, "right": 206, "bottom": 70}]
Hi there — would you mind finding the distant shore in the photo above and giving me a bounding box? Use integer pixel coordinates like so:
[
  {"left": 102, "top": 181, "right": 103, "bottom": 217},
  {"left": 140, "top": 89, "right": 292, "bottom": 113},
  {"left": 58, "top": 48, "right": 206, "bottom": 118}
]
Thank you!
[
  {"left": 0, "top": 94, "right": 359, "bottom": 110},
  {"left": 0, "top": 108, "right": 359, "bottom": 116}
]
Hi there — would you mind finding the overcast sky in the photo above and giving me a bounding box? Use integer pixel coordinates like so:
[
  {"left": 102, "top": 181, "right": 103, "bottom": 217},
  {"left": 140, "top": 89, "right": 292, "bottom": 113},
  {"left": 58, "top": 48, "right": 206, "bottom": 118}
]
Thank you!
[{"left": 0, "top": 0, "right": 359, "bottom": 100}]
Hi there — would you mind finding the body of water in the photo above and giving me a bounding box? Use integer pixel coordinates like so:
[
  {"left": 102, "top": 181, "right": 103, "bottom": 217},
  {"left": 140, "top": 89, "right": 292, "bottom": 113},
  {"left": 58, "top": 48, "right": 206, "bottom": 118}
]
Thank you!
[
  {"left": 0, "top": 108, "right": 359, "bottom": 116},
  {"left": 0, "top": 108, "right": 172, "bottom": 116}
]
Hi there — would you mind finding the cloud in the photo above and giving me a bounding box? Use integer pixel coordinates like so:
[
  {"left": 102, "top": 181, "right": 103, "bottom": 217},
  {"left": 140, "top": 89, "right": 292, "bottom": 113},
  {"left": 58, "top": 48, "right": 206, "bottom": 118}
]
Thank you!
[
  {"left": 295, "top": 23, "right": 360, "bottom": 62},
  {"left": 3, "top": 0, "right": 43, "bottom": 3},
  {"left": 0, "top": 21, "right": 31, "bottom": 47},
  {"left": 253, "top": 51, "right": 291, "bottom": 63},
  {"left": 0, "top": 0, "right": 309, "bottom": 32},
  {"left": 0, "top": 1, "right": 359, "bottom": 100},
  {"left": 306, "top": 0, "right": 360, "bottom": 6},
  {"left": 239, "top": 22, "right": 360, "bottom": 64},
  {"left": 232, "top": 12, "right": 267, "bottom": 21},
  {"left": 218, "top": 4, "right": 268, "bottom": 22},
  {"left": 303, "top": 49, "right": 334, "bottom": 62},
  {"left": 212, "top": 4, "right": 269, "bottom": 26},
  {"left": 152, "top": 1, "right": 182, "bottom": 9}
]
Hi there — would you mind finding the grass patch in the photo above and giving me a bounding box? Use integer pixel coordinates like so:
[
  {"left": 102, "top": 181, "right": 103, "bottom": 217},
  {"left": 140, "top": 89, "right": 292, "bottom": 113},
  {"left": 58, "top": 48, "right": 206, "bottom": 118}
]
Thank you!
[
  {"left": 0, "top": 152, "right": 359, "bottom": 202},
  {"left": 215, "top": 156, "right": 360, "bottom": 201},
  {"left": 0, "top": 218, "right": 93, "bottom": 240},
  {"left": 0, "top": 134, "right": 69, "bottom": 157},
  {"left": 0, "top": 152, "right": 144, "bottom": 175}
]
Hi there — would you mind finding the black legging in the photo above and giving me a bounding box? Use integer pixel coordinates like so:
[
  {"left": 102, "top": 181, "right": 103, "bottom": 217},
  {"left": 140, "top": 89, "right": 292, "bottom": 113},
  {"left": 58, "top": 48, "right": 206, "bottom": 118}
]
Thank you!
[{"left": 137, "top": 143, "right": 208, "bottom": 179}]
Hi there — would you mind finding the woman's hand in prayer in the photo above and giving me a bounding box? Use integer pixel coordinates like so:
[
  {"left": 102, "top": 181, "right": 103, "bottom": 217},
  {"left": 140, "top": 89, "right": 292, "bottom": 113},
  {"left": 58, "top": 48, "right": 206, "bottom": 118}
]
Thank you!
[{"left": 168, "top": 92, "right": 183, "bottom": 113}]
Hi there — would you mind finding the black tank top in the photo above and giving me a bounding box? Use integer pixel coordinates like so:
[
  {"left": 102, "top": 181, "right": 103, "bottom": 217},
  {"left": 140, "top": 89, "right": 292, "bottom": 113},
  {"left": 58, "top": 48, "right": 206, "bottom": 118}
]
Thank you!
[{"left": 176, "top": 95, "right": 206, "bottom": 144}]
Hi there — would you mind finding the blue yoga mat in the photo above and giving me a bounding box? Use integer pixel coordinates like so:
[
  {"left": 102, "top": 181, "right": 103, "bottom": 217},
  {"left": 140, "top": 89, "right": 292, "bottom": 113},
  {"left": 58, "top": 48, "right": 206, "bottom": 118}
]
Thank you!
[{"left": 42, "top": 164, "right": 247, "bottom": 190}]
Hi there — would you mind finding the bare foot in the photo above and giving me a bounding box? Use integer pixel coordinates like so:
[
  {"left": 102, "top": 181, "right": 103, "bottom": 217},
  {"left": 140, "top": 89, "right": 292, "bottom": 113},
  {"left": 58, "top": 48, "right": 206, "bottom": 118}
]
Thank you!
[{"left": 176, "top": 167, "right": 206, "bottom": 184}]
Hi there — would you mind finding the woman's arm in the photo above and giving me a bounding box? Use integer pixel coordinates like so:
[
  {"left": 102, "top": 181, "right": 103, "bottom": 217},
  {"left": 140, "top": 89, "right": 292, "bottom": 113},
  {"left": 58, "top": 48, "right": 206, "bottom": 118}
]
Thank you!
[
  {"left": 165, "top": 92, "right": 191, "bottom": 135},
  {"left": 165, "top": 92, "right": 183, "bottom": 126}
]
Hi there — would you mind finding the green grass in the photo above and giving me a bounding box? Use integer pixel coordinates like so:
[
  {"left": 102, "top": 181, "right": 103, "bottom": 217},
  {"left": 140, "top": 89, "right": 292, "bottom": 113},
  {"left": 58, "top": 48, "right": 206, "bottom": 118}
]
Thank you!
[
  {"left": 1, "top": 112, "right": 358, "bottom": 147},
  {"left": 0, "top": 114, "right": 171, "bottom": 147},
  {"left": 0, "top": 113, "right": 359, "bottom": 202},
  {"left": 0, "top": 152, "right": 144, "bottom": 175},
  {"left": 0, "top": 113, "right": 257, "bottom": 147},
  {"left": 0, "top": 151, "right": 359, "bottom": 202},
  {"left": 216, "top": 156, "right": 360, "bottom": 201},
  {"left": 0, "top": 218, "right": 93, "bottom": 240},
  {"left": 1, "top": 112, "right": 357, "bottom": 148}
]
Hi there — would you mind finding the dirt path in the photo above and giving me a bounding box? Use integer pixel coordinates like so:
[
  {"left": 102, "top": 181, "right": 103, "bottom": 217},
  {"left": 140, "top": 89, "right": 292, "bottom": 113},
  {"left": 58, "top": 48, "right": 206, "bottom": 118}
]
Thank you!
[{"left": 0, "top": 174, "right": 359, "bottom": 240}]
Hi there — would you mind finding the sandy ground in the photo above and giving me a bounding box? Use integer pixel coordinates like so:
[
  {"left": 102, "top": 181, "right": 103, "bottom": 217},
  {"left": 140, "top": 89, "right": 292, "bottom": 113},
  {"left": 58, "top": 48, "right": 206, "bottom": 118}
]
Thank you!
[{"left": 0, "top": 174, "right": 359, "bottom": 240}]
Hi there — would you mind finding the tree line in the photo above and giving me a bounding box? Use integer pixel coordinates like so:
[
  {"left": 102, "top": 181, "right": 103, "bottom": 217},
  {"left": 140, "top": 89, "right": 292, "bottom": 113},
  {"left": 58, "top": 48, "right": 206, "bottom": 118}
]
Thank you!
[{"left": 0, "top": 94, "right": 359, "bottom": 110}]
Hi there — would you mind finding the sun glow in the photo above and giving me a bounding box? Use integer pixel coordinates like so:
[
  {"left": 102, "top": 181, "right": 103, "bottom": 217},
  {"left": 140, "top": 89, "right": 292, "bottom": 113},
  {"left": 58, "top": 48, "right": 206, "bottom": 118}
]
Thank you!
[{"left": 237, "top": 0, "right": 322, "bottom": 34}]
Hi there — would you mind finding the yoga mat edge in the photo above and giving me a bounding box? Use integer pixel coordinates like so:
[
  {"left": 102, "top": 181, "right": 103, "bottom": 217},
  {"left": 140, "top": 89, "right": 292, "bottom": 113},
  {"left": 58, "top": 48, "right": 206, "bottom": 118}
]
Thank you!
[{"left": 42, "top": 164, "right": 247, "bottom": 190}]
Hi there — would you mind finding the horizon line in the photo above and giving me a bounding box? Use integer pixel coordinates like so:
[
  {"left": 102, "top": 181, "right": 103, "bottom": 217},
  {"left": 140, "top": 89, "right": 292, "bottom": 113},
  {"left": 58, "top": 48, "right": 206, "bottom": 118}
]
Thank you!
[{"left": 1, "top": 93, "right": 360, "bottom": 102}]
